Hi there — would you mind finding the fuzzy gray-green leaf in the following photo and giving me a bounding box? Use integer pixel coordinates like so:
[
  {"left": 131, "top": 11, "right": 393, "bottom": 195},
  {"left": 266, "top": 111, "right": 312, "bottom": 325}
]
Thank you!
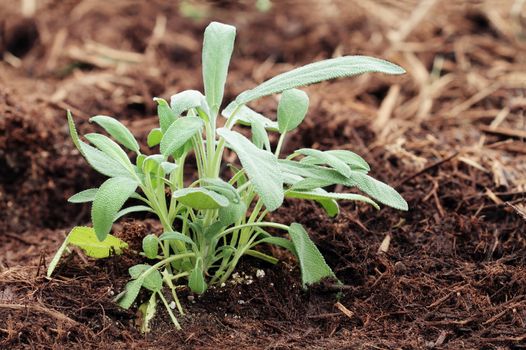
[
  {"left": 172, "top": 187, "right": 229, "bottom": 210},
  {"left": 68, "top": 188, "right": 98, "bottom": 203},
  {"left": 160, "top": 117, "right": 203, "bottom": 157},
  {"left": 154, "top": 98, "right": 176, "bottom": 132},
  {"left": 217, "top": 128, "right": 284, "bottom": 211},
  {"left": 202, "top": 22, "right": 236, "bottom": 115},
  {"left": 277, "top": 89, "right": 309, "bottom": 133},
  {"left": 288, "top": 223, "right": 335, "bottom": 287},
  {"left": 92, "top": 177, "right": 138, "bottom": 241},
  {"left": 90, "top": 115, "right": 139, "bottom": 153},
  {"left": 236, "top": 55, "right": 405, "bottom": 104},
  {"left": 296, "top": 148, "right": 351, "bottom": 177}
]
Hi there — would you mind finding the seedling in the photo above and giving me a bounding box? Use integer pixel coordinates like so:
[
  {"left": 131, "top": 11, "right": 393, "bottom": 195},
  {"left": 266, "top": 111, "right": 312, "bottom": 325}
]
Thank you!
[{"left": 49, "top": 22, "right": 407, "bottom": 331}]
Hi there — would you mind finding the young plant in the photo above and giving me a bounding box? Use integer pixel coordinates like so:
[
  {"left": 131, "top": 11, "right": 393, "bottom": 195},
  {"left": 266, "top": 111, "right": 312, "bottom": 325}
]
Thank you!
[{"left": 49, "top": 22, "right": 407, "bottom": 331}]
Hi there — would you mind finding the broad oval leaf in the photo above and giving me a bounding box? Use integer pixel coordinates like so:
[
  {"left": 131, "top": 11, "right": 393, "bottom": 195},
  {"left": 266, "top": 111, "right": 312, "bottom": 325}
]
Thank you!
[
  {"left": 68, "top": 188, "right": 98, "bottom": 203},
  {"left": 218, "top": 201, "right": 247, "bottom": 227},
  {"left": 172, "top": 187, "right": 229, "bottom": 210},
  {"left": 236, "top": 55, "right": 405, "bottom": 104},
  {"left": 296, "top": 148, "right": 351, "bottom": 177},
  {"left": 90, "top": 115, "right": 140, "bottom": 153},
  {"left": 217, "top": 128, "right": 284, "bottom": 211},
  {"left": 288, "top": 223, "right": 335, "bottom": 288},
  {"left": 277, "top": 89, "right": 309, "bottom": 133},
  {"left": 68, "top": 226, "right": 128, "bottom": 258},
  {"left": 92, "top": 177, "right": 138, "bottom": 241},
  {"left": 160, "top": 116, "right": 204, "bottom": 157},
  {"left": 153, "top": 98, "right": 176, "bottom": 132},
  {"left": 142, "top": 234, "right": 159, "bottom": 259},
  {"left": 202, "top": 22, "right": 236, "bottom": 115}
]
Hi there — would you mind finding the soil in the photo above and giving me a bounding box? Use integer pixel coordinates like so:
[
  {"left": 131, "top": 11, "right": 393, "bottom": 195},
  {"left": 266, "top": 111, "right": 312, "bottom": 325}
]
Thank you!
[{"left": 1, "top": 0, "right": 526, "bottom": 349}]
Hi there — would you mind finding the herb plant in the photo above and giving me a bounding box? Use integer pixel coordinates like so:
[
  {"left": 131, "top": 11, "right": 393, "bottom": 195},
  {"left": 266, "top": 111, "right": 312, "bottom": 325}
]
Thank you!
[{"left": 48, "top": 22, "right": 407, "bottom": 331}]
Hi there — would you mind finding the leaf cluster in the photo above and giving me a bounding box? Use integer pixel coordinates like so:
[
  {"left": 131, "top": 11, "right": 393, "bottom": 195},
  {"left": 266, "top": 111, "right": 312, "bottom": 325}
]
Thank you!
[{"left": 49, "top": 21, "right": 407, "bottom": 331}]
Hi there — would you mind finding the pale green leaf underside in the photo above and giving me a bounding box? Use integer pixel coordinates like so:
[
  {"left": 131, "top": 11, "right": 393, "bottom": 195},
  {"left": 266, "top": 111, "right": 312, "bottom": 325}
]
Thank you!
[
  {"left": 92, "top": 177, "right": 138, "bottom": 241},
  {"left": 202, "top": 22, "right": 236, "bottom": 115},
  {"left": 79, "top": 141, "right": 131, "bottom": 178},
  {"left": 286, "top": 190, "right": 379, "bottom": 209},
  {"left": 172, "top": 187, "right": 229, "bottom": 210},
  {"left": 218, "top": 128, "right": 284, "bottom": 211},
  {"left": 85, "top": 133, "right": 134, "bottom": 171},
  {"left": 159, "top": 231, "right": 195, "bottom": 245},
  {"left": 288, "top": 223, "right": 334, "bottom": 287},
  {"left": 90, "top": 115, "right": 140, "bottom": 153},
  {"left": 236, "top": 56, "right": 405, "bottom": 105}
]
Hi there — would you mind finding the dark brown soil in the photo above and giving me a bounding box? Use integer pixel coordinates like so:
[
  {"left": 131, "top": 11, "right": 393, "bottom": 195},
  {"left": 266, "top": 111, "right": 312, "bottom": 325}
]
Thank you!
[{"left": 1, "top": 0, "right": 525, "bottom": 349}]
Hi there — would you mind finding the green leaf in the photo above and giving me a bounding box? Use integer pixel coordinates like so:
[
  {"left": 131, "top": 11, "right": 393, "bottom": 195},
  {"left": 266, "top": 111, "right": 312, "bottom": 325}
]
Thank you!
[
  {"left": 255, "top": 236, "right": 296, "bottom": 256},
  {"left": 159, "top": 231, "right": 195, "bottom": 245},
  {"left": 296, "top": 148, "right": 351, "bottom": 177},
  {"left": 138, "top": 293, "right": 157, "bottom": 333},
  {"left": 153, "top": 98, "right": 176, "bottom": 132},
  {"left": 202, "top": 177, "right": 240, "bottom": 203},
  {"left": 170, "top": 90, "right": 210, "bottom": 119},
  {"left": 161, "top": 162, "right": 177, "bottom": 175},
  {"left": 288, "top": 223, "right": 334, "bottom": 287},
  {"left": 67, "top": 110, "right": 82, "bottom": 151},
  {"left": 277, "top": 89, "right": 309, "bottom": 133},
  {"left": 188, "top": 259, "right": 207, "bottom": 294},
  {"left": 79, "top": 141, "right": 131, "bottom": 178},
  {"left": 217, "top": 128, "right": 284, "bottom": 211},
  {"left": 280, "top": 160, "right": 408, "bottom": 210},
  {"left": 222, "top": 103, "right": 278, "bottom": 131},
  {"left": 147, "top": 128, "right": 163, "bottom": 147},
  {"left": 85, "top": 133, "right": 134, "bottom": 171},
  {"left": 160, "top": 116, "right": 204, "bottom": 157},
  {"left": 47, "top": 226, "right": 128, "bottom": 277},
  {"left": 236, "top": 56, "right": 405, "bottom": 104},
  {"left": 286, "top": 189, "right": 379, "bottom": 209},
  {"left": 172, "top": 187, "right": 229, "bottom": 210},
  {"left": 218, "top": 201, "right": 247, "bottom": 227},
  {"left": 114, "top": 205, "right": 155, "bottom": 221},
  {"left": 142, "top": 234, "right": 159, "bottom": 259},
  {"left": 90, "top": 115, "right": 140, "bottom": 153},
  {"left": 301, "top": 149, "right": 370, "bottom": 172},
  {"left": 128, "top": 264, "right": 163, "bottom": 292},
  {"left": 68, "top": 226, "right": 128, "bottom": 258},
  {"left": 202, "top": 22, "right": 236, "bottom": 115},
  {"left": 344, "top": 172, "right": 408, "bottom": 211},
  {"left": 46, "top": 233, "right": 71, "bottom": 277},
  {"left": 118, "top": 278, "right": 143, "bottom": 309},
  {"left": 251, "top": 118, "right": 271, "bottom": 151},
  {"left": 68, "top": 188, "right": 98, "bottom": 203},
  {"left": 92, "top": 177, "right": 138, "bottom": 241}
]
